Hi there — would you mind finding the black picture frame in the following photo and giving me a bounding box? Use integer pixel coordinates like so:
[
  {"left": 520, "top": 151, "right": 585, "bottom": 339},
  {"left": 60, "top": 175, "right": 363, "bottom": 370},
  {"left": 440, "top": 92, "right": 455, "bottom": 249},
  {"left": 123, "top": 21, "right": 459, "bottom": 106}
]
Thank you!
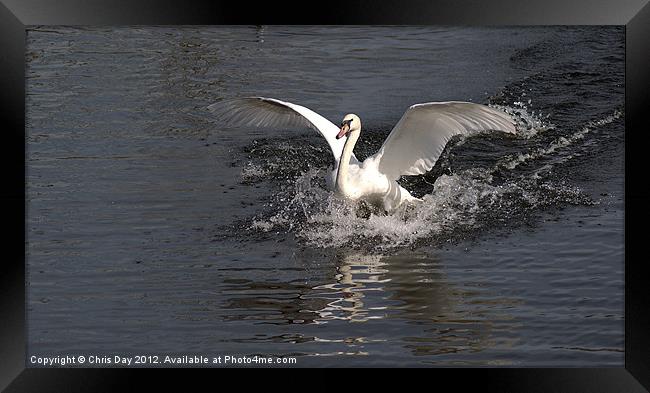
[{"left": 1, "top": 0, "right": 648, "bottom": 390}]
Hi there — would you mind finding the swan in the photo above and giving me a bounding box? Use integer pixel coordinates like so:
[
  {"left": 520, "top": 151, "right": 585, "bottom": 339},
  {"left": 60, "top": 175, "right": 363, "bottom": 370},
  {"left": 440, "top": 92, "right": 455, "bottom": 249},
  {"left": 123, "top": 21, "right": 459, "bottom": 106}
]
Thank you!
[{"left": 208, "top": 97, "right": 516, "bottom": 214}]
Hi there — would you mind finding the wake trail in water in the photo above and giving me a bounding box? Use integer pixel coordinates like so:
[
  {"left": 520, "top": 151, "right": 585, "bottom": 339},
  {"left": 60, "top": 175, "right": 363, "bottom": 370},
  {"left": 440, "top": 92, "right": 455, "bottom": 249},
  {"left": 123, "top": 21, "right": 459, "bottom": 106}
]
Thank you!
[{"left": 498, "top": 109, "right": 623, "bottom": 173}]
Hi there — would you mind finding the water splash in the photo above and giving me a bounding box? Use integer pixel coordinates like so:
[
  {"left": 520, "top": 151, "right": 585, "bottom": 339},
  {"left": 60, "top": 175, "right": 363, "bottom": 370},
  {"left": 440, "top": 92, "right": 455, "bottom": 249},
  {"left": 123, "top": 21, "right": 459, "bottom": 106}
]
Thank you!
[
  {"left": 490, "top": 100, "right": 555, "bottom": 139},
  {"left": 248, "top": 168, "right": 591, "bottom": 250}
]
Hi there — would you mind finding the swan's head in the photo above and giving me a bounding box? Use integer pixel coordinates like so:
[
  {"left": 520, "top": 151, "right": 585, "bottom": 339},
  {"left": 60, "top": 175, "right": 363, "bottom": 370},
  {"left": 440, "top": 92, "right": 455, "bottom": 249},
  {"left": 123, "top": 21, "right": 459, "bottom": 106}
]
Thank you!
[{"left": 336, "top": 114, "right": 361, "bottom": 139}]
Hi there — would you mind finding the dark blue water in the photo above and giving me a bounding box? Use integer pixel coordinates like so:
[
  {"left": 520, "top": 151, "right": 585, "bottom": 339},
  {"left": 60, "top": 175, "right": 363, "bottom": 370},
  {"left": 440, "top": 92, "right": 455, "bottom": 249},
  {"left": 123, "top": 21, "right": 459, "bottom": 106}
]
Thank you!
[{"left": 27, "top": 26, "right": 624, "bottom": 367}]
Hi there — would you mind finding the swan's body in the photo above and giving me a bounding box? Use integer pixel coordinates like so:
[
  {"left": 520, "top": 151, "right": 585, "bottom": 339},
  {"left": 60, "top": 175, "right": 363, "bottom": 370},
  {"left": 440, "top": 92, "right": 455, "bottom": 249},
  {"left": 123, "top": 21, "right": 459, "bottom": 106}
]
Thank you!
[
  {"left": 208, "top": 97, "right": 516, "bottom": 214},
  {"left": 331, "top": 116, "right": 418, "bottom": 213}
]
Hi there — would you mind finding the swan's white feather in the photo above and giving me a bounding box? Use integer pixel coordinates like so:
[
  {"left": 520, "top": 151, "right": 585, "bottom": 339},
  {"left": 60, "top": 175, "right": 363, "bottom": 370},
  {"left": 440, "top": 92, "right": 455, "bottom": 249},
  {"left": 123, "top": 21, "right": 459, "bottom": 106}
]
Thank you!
[
  {"left": 371, "top": 102, "right": 516, "bottom": 180},
  {"left": 208, "top": 97, "right": 357, "bottom": 165}
]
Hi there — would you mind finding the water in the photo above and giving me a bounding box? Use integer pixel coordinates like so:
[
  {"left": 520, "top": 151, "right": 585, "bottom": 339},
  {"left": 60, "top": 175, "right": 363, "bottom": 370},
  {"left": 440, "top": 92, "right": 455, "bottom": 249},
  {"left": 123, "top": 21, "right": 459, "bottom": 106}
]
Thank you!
[{"left": 26, "top": 26, "right": 624, "bottom": 366}]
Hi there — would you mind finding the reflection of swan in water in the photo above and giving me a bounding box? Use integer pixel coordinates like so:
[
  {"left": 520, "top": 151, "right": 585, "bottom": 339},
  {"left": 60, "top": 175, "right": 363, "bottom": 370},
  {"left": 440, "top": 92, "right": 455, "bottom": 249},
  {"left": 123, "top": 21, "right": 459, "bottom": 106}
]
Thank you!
[
  {"left": 311, "top": 254, "right": 389, "bottom": 322},
  {"left": 311, "top": 251, "right": 520, "bottom": 361},
  {"left": 312, "top": 252, "right": 457, "bottom": 324},
  {"left": 255, "top": 25, "right": 266, "bottom": 43},
  {"left": 208, "top": 97, "right": 516, "bottom": 214},
  {"left": 218, "top": 250, "right": 520, "bottom": 362}
]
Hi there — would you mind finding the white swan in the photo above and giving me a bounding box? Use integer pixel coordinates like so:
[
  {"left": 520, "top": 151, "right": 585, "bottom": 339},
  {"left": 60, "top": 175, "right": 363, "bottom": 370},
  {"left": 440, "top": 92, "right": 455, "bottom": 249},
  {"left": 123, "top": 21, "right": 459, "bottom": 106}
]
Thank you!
[{"left": 208, "top": 97, "right": 516, "bottom": 214}]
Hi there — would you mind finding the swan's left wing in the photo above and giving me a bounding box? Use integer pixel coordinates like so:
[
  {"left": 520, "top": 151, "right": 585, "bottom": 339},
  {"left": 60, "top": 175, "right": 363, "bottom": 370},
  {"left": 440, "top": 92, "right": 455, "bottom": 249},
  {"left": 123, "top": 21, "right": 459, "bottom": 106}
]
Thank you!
[
  {"left": 208, "top": 97, "right": 354, "bottom": 165},
  {"left": 371, "top": 102, "right": 516, "bottom": 180}
]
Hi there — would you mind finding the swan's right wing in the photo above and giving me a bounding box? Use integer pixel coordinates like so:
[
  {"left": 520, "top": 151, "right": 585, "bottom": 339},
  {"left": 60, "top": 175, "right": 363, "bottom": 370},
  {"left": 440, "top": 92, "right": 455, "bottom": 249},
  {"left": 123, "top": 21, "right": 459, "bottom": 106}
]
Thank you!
[
  {"left": 208, "top": 97, "right": 354, "bottom": 164},
  {"left": 371, "top": 102, "right": 516, "bottom": 180}
]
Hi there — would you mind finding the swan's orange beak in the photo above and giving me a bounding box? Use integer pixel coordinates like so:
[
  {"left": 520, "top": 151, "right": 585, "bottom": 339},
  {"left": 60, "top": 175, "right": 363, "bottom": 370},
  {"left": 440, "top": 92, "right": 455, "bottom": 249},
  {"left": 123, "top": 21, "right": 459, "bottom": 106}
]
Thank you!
[{"left": 337, "top": 124, "right": 350, "bottom": 140}]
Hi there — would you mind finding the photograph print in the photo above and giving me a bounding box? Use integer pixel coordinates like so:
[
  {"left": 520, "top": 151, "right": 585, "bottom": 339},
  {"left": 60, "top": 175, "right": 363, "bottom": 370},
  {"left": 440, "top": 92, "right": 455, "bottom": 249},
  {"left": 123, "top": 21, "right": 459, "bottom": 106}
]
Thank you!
[{"left": 26, "top": 25, "right": 624, "bottom": 367}]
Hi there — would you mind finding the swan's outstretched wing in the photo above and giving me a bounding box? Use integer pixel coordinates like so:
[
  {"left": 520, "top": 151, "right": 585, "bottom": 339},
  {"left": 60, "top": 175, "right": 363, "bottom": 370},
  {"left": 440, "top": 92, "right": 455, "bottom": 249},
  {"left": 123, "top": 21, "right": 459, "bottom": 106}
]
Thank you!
[
  {"left": 208, "top": 97, "right": 355, "bottom": 164},
  {"left": 371, "top": 102, "right": 516, "bottom": 180}
]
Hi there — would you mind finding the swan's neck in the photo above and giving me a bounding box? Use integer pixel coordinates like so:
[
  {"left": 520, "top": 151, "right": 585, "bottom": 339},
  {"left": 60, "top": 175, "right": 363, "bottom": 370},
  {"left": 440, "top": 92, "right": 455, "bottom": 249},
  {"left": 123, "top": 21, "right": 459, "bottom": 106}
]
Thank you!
[{"left": 335, "top": 130, "right": 360, "bottom": 196}]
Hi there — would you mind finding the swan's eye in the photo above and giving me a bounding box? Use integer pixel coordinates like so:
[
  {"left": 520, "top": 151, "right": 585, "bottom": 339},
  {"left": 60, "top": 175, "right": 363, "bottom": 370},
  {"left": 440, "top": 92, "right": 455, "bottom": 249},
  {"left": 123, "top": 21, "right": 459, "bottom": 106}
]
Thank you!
[{"left": 342, "top": 119, "right": 353, "bottom": 126}]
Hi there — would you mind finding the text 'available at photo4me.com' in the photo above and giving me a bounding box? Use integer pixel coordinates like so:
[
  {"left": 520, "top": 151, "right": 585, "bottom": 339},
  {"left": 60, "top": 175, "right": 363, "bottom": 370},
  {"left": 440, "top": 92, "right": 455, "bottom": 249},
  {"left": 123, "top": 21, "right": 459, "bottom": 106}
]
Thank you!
[{"left": 29, "top": 354, "right": 298, "bottom": 367}]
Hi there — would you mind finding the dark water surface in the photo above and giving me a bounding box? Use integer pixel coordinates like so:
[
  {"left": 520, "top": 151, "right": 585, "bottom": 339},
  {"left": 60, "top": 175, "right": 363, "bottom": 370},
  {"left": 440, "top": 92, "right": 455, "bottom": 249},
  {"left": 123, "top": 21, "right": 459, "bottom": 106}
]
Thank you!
[{"left": 27, "top": 26, "right": 624, "bottom": 366}]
